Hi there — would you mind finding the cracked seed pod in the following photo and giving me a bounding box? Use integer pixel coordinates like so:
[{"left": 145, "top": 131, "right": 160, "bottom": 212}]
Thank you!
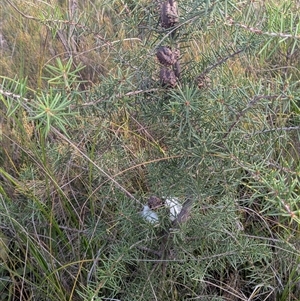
[
  {"left": 172, "top": 198, "right": 193, "bottom": 226},
  {"left": 147, "top": 196, "right": 184, "bottom": 221},
  {"left": 161, "top": 0, "right": 179, "bottom": 29},
  {"left": 160, "top": 67, "right": 177, "bottom": 87},
  {"left": 156, "top": 46, "right": 180, "bottom": 66},
  {"left": 148, "top": 196, "right": 163, "bottom": 210}
]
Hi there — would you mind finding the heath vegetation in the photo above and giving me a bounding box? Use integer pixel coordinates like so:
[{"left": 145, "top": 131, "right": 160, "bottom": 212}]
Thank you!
[{"left": 0, "top": 0, "right": 300, "bottom": 300}]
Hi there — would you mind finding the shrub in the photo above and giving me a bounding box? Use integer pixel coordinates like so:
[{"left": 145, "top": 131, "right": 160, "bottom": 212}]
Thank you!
[{"left": 0, "top": 0, "right": 300, "bottom": 300}]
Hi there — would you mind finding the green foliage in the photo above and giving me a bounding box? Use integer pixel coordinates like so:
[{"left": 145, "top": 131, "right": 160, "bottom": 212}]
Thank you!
[{"left": 1, "top": 0, "right": 300, "bottom": 300}]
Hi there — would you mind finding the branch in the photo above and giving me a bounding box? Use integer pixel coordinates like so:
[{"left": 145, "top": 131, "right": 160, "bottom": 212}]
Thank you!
[
  {"left": 226, "top": 17, "right": 300, "bottom": 39},
  {"left": 223, "top": 94, "right": 286, "bottom": 139}
]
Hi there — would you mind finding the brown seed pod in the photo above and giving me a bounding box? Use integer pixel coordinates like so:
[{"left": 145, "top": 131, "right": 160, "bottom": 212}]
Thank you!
[
  {"left": 196, "top": 74, "right": 212, "bottom": 89},
  {"left": 161, "top": 0, "right": 179, "bottom": 29},
  {"left": 148, "top": 195, "right": 163, "bottom": 210},
  {"left": 156, "top": 46, "right": 180, "bottom": 66},
  {"left": 172, "top": 198, "right": 193, "bottom": 226},
  {"left": 160, "top": 67, "right": 177, "bottom": 87},
  {"left": 173, "top": 60, "right": 181, "bottom": 78}
]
